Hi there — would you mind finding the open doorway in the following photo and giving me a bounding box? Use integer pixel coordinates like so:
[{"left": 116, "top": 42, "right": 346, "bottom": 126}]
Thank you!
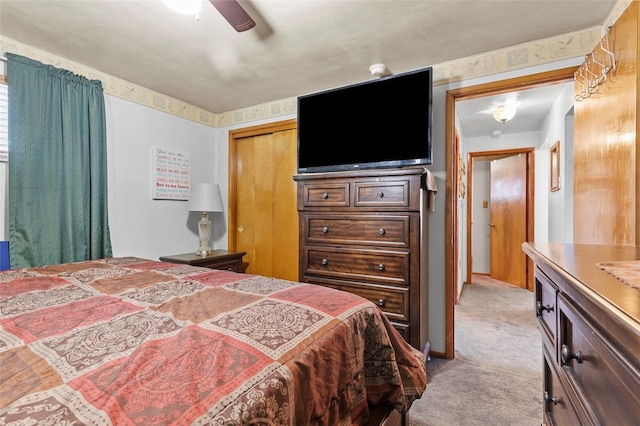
[
  {"left": 443, "top": 67, "right": 576, "bottom": 359},
  {"left": 466, "top": 149, "right": 535, "bottom": 291}
]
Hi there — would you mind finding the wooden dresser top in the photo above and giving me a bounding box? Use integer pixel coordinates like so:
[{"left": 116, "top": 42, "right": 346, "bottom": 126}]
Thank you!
[{"left": 523, "top": 243, "right": 640, "bottom": 326}]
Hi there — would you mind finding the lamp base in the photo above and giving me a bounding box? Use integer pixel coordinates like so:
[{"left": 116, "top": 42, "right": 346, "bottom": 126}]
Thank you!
[
  {"left": 195, "top": 243, "right": 212, "bottom": 257},
  {"left": 195, "top": 212, "right": 212, "bottom": 257}
]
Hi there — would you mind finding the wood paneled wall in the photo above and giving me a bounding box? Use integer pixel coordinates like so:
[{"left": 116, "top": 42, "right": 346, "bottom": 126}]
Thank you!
[{"left": 574, "top": 2, "right": 639, "bottom": 245}]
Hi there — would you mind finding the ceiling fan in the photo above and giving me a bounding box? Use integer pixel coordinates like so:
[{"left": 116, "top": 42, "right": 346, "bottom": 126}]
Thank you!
[
  {"left": 163, "top": 0, "right": 256, "bottom": 32},
  {"left": 209, "top": 0, "right": 256, "bottom": 32}
]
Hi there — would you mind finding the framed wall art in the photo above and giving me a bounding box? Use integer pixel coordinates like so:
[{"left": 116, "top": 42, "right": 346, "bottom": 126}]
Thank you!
[{"left": 152, "top": 147, "right": 191, "bottom": 200}]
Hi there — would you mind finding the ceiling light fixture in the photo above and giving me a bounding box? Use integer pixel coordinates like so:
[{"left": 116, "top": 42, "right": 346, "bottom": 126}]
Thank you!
[
  {"left": 163, "top": 0, "right": 202, "bottom": 16},
  {"left": 493, "top": 104, "right": 517, "bottom": 124}
]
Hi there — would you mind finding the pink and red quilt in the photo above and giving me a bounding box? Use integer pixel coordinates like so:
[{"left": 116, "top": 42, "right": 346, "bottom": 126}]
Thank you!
[{"left": 0, "top": 257, "right": 426, "bottom": 425}]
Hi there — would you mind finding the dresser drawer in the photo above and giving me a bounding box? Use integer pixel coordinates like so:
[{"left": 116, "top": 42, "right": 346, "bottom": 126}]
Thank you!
[
  {"left": 535, "top": 268, "right": 557, "bottom": 355},
  {"left": 390, "top": 321, "right": 410, "bottom": 341},
  {"left": 304, "top": 247, "right": 409, "bottom": 286},
  {"left": 308, "top": 278, "right": 409, "bottom": 322},
  {"left": 303, "top": 213, "right": 411, "bottom": 248},
  {"left": 558, "top": 294, "right": 640, "bottom": 425},
  {"left": 354, "top": 180, "right": 411, "bottom": 208},
  {"left": 210, "top": 259, "right": 243, "bottom": 272},
  {"left": 543, "top": 347, "right": 586, "bottom": 426},
  {"left": 300, "top": 182, "right": 350, "bottom": 207}
]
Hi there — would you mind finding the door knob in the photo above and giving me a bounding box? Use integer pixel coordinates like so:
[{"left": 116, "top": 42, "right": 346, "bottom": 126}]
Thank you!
[{"left": 489, "top": 224, "right": 495, "bottom": 228}]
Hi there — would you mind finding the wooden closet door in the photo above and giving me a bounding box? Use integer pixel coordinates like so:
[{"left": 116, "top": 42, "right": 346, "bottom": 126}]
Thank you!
[{"left": 230, "top": 121, "right": 298, "bottom": 281}]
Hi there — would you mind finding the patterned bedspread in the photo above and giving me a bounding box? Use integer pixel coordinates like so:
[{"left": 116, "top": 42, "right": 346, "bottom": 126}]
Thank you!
[{"left": 0, "top": 257, "right": 427, "bottom": 425}]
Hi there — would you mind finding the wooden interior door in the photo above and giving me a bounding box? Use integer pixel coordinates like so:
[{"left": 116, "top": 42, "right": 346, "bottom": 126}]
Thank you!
[
  {"left": 229, "top": 120, "right": 298, "bottom": 281},
  {"left": 489, "top": 153, "right": 527, "bottom": 288}
]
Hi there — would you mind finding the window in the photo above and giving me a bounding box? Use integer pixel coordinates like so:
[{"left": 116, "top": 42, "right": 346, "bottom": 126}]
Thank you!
[{"left": 0, "top": 75, "right": 7, "bottom": 161}]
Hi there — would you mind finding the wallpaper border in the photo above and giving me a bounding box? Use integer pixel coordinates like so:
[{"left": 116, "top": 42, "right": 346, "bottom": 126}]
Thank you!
[{"left": 0, "top": 11, "right": 622, "bottom": 129}]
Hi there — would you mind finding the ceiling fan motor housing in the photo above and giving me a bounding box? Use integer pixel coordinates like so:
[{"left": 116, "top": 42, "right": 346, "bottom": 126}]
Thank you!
[{"left": 209, "top": 0, "right": 256, "bottom": 32}]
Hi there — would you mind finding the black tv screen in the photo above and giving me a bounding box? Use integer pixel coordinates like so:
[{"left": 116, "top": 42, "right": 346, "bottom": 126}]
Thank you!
[{"left": 297, "top": 67, "right": 432, "bottom": 174}]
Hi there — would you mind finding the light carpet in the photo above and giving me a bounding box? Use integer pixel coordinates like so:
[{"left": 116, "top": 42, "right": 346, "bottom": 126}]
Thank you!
[{"left": 407, "top": 279, "right": 543, "bottom": 426}]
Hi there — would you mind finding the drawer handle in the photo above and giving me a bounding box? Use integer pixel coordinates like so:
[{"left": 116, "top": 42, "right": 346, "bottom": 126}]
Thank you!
[
  {"left": 378, "top": 263, "right": 385, "bottom": 271},
  {"left": 322, "top": 192, "right": 329, "bottom": 199},
  {"left": 322, "top": 226, "right": 329, "bottom": 233},
  {"left": 377, "top": 191, "right": 384, "bottom": 198},
  {"left": 544, "top": 391, "right": 560, "bottom": 406},
  {"left": 561, "top": 344, "right": 584, "bottom": 365},
  {"left": 378, "top": 298, "right": 385, "bottom": 307},
  {"left": 379, "top": 228, "right": 386, "bottom": 235},
  {"left": 321, "top": 258, "right": 328, "bottom": 266},
  {"left": 536, "top": 301, "right": 554, "bottom": 316}
]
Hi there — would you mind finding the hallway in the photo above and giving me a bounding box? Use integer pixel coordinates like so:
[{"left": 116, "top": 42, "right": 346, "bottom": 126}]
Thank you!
[{"left": 408, "top": 273, "right": 542, "bottom": 425}]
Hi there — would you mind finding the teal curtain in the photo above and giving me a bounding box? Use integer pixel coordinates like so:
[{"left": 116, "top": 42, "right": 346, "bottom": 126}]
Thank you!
[{"left": 7, "top": 53, "right": 112, "bottom": 268}]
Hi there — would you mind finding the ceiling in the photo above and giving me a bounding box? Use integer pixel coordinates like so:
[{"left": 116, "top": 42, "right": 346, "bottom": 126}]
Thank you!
[
  {"left": 0, "top": 0, "right": 616, "bottom": 131},
  {"left": 456, "top": 82, "right": 573, "bottom": 139}
]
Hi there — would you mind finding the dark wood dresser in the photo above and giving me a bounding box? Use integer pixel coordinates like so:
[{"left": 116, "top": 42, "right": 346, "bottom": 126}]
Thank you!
[
  {"left": 294, "top": 168, "right": 430, "bottom": 351},
  {"left": 522, "top": 243, "right": 640, "bottom": 425}
]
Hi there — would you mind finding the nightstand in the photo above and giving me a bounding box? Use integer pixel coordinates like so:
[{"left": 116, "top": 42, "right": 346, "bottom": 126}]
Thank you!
[{"left": 160, "top": 250, "right": 247, "bottom": 272}]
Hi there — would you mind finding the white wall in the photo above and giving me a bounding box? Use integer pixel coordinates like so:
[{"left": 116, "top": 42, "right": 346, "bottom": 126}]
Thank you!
[
  {"left": 454, "top": 114, "right": 466, "bottom": 300},
  {"left": 425, "top": 83, "right": 448, "bottom": 351},
  {"left": 537, "top": 82, "right": 575, "bottom": 243},
  {"left": 535, "top": 147, "right": 551, "bottom": 243},
  {"left": 105, "top": 96, "right": 219, "bottom": 261},
  {"left": 564, "top": 110, "right": 575, "bottom": 243},
  {"left": 471, "top": 160, "right": 491, "bottom": 274}
]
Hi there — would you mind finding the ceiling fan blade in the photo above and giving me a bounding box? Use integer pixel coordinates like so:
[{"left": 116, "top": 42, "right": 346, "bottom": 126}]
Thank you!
[{"left": 209, "top": 0, "right": 256, "bottom": 32}]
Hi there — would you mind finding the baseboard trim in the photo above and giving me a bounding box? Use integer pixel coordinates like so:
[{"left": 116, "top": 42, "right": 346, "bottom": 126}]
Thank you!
[{"left": 428, "top": 350, "right": 447, "bottom": 359}]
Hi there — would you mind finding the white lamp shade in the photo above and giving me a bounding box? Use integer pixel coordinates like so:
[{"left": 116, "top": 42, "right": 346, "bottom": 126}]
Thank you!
[{"left": 188, "top": 183, "right": 223, "bottom": 212}]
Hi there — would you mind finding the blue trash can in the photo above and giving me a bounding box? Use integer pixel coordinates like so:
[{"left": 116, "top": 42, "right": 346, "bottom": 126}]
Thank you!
[{"left": 0, "top": 241, "right": 9, "bottom": 270}]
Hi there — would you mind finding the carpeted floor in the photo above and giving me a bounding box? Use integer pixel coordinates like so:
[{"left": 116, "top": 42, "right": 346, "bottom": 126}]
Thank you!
[{"left": 407, "top": 276, "right": 543, "bottom": 426}]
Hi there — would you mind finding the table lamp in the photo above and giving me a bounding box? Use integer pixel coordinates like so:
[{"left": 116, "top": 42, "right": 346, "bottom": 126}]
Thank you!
[{"left": 187, "top": 183, "right": 223, "bottom": 256}]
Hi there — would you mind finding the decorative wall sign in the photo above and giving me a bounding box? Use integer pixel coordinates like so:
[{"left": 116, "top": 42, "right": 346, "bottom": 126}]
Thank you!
[
  {"left": 458, "top": 153, "right": 466, "bottom": 199},
  {"left": 152, "top": 147, "right": 190, "bottom": 200}
]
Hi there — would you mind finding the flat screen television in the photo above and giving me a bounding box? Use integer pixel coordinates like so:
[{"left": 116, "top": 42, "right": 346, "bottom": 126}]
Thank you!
[{"left": 297, "top": 66, "right": 433, "bottom": 174}]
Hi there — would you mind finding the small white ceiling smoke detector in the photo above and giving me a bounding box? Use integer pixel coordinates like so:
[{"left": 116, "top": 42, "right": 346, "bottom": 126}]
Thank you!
[{"left": 369, "top": 63, "right": 387, "bottom": 77}]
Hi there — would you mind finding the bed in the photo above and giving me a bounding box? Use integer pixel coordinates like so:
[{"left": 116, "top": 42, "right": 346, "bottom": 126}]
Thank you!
[{"left": 0, "top": 257, "right": 427, "bottom": 425}]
